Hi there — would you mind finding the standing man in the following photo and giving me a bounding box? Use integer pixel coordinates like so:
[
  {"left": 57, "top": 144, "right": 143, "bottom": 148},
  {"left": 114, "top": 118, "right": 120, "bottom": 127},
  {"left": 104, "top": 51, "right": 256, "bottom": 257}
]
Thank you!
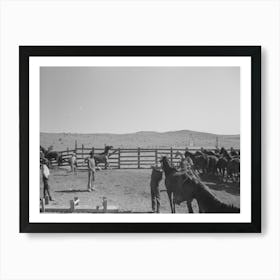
[
  {"left": 69, "top": 152, "right": 77, "bottom": 174},
  {"left": 86, "top": 150, "right": 96, "bottom": 192},
  {"left": 41, "top": 158, "right": 54, "bottom": 201},
  {"left": 150, "top": 164, "right": 163, "bottom": 213}
]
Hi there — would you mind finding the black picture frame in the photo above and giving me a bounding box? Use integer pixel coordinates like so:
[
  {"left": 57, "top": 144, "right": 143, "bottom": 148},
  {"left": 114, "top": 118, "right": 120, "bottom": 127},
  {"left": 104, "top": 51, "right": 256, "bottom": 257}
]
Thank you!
[{"left": 20, "top": 46, "right": 261, "bottom": 233}]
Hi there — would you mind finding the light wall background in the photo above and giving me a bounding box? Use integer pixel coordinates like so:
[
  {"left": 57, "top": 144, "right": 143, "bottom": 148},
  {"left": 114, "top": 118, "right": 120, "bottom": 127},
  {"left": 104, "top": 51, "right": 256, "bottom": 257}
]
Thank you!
[{"left": 0, "top": 1, "right": 279, "bottom": 280}]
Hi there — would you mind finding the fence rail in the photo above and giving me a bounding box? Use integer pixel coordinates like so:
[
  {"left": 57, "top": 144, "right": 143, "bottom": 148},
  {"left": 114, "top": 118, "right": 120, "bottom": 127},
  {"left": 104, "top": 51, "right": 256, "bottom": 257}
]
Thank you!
[{"left": 47, "top": 146, "right": 228, "bottom": 170}]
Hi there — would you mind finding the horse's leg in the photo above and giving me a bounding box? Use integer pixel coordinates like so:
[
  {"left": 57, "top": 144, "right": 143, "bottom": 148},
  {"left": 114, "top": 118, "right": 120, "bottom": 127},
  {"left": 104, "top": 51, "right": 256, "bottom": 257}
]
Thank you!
[
  {"left": 187, "top": 200, "right": 193, "bottom": 213},
  {"left": 171, "top": 192, "right": 176, "bottom": 213},
  {"left": 168, "top": 192, "right": 174, "bottom": 213},
  {"left": 105, "top": 158, "right": 110, "bottom": 169}
]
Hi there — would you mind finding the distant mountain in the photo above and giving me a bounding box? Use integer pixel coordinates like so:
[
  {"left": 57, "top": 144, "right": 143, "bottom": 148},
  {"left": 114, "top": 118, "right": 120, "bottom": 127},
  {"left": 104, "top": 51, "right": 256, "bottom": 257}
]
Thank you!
[{"left": 40, "top": 130, "right": 240, "bottom": 151}]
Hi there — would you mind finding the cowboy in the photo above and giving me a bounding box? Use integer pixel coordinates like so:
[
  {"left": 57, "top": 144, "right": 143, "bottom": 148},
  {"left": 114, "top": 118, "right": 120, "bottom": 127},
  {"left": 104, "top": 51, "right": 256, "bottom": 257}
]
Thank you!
[
  {"left": 150, "top": 164, "right": 163, "bottom": 213},
  {"left": 69, "top": 152, "right": 77, "bottom": 174},
  {"left": 85, "top": 150, "right": 96, "bottom": 192},
  {"left": 41, "top": 158, "right": 54, "bottom": 201}
]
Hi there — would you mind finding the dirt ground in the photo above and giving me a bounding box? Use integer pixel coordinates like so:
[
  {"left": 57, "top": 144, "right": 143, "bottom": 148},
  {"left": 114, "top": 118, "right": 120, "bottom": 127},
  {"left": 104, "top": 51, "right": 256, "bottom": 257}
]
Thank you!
[{"left": 40, "top": 167, "right": 240, "bottom": 213}]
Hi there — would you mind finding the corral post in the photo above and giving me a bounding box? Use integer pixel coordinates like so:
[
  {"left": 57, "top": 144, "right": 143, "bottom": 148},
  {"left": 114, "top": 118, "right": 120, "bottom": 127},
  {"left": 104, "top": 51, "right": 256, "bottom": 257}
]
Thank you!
[
  {"left": 70, "top": 197, "right": 79, "bottom": 213},
  {"left": 75, "top": 140, "right": 77, "bottom": 152},
  {"left": 41, "top": 198, "right": 45, "bottom": 213},
  {"left": 118, "top": 148, "right": 121, "bottom": 169},
  {"left": 170, "top": 147, "right": 173, "bottom": 165},
  {"left": 137, "top": 147, "right": 140, "bottom": 169},
  {"left": 67, "top": 147, "right": 69, "bottom": 155},
  {"left": 103, "top": 197, "right": 107, "bottom": 213},
  {"left": 155, "top": 149, "right": 158, "bottom": 165},
  {"left": 82, "top": 144, "right": 84, "bottom": 159},
  {"left": 70, "top": 200, "right": 75, "bottom": 212}
]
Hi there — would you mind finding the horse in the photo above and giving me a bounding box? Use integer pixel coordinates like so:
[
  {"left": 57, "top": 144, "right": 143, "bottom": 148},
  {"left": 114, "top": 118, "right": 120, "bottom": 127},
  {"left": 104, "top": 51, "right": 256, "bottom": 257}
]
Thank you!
[
  {"left": 207, "top": 155, "right": 219, "bottom": 175},
  {"left": 216, "top": 157, "right": 228, "bottom": 179},
  {"left": 185, "top": 150, "right": 208, "bottom": 174},
  {"left": 160, "top": 156, "right": 185, "bottom": 213},
  {"left": 203, "top": 149, "right": 217, "bottom": 156},
  {"left": 174, "top": 174, "right": 240, "bottom": 213},
  {"left": 220, "top": 148, "right": 240, "bottom": 182},
  {"left": 230, "top": 147, "right": 239, "bottom": 157},
  {"left": 160, "top": 156, "right": 239, "bottom": 213},
  {"left": 40, "top": 146, "right": 63, "bottom": 166},
  {"left": 94, "top": 145, "right": 113, "bottom": 169}
]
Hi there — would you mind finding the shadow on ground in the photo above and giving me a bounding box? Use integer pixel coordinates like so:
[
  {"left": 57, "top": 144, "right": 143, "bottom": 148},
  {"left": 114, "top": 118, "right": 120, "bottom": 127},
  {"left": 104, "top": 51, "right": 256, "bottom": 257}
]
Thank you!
[{"left": 55, "top": 189, "right": 89, "bottom": 193}]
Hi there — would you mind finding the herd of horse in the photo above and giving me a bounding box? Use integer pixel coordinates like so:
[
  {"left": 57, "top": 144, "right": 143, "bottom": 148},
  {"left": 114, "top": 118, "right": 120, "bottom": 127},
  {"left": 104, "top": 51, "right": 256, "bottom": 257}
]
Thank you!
[{"left": 175, "top": 147, "right": 240, "bottom": 182}]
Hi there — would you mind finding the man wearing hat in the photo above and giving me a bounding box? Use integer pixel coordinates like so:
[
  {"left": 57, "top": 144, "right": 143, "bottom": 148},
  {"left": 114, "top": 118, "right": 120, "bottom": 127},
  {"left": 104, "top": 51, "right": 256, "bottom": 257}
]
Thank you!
[
  {"left": 86, "top": 150, "right": 96, "bottom": 192},
  {"left": 41, "top": 158, "right": 54, "bottom": 201},
  {"left": 150, "top": 163, "right": 163, "bottom": 213}
]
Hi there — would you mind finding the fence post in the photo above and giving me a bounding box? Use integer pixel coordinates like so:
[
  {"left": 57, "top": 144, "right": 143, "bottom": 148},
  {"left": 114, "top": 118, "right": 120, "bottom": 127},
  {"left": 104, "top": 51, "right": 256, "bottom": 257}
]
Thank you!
[
  {"left": 155, "top": 149, "right": 158, "bottom": 165},
  {"left": 41, "top": 198, "right": 45, "bottom": 213},
  {"left": 75, "top": 140, "right": 77, "bottom": 152},
  {"left": 67, "top": 147, "right": 69, "bottom": 155},
  {"left": 170, "top": 147, "right": 173, "bottom": 165},
  {"left": 82, "top": 144, "right": 84, "bottom": 159},
  {"left": 138, "top": 147, "right": 140, "bottom": 169},
  {"left": 118, "top": 148, "right": 121, "bottom": 169}
]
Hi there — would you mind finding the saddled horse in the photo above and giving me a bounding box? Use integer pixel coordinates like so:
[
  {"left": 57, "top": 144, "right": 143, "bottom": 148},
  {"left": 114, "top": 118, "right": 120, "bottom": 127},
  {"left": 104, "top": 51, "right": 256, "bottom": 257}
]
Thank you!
[{"left": 94, "top": 145, "right": 113, "bottom": 169}]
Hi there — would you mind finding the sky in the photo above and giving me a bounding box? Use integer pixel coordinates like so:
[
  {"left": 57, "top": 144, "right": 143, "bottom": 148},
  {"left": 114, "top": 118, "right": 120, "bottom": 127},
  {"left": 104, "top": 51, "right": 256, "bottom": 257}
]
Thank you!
[{"left": 40, "top": 66, "right": 240, "bottom": 135}]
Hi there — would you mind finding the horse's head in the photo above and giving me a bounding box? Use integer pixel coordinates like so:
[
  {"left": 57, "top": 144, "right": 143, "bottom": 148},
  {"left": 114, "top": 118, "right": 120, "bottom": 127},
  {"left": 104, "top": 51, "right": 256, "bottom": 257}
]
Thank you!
[
  {"left": 159, "top": 156, "right": 168, "bottom": 166},
  {"left": 104, "top": 145, "right": 113, "bottom": 151},
  {"left": 174, "top": 151, "right": 181, "bottom": 158},
  {"left": 159, "top": 156, "right": 176, "bottom": 175},
  {"left": 185, "top": 150, "right": 193, "bottom": 158},
  {"left": 40, "top": 146, "right": 46, "bottom": 154}
]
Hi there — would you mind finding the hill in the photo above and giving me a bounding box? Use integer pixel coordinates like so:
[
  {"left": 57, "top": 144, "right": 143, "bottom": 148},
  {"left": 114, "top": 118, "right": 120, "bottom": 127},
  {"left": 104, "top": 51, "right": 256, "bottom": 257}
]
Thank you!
[{"left": 40, "top": 130, "right": 240, "bottom": 151}]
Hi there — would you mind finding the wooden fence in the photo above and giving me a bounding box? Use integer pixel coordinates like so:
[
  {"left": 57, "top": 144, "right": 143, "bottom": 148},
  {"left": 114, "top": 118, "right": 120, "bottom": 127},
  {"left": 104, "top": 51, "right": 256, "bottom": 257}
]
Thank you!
[{"left": 52, "top": 146, "right": 219, "bottom": 170}]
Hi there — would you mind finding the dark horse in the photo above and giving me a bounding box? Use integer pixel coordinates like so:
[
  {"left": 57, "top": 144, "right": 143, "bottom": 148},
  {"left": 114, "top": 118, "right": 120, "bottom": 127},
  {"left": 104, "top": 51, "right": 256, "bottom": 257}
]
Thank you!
[
  {"left": 220, "top": 148, "right": 240, "bottom": 182},
  {"left": 160, "top": 156, "right": 239, "bottom": 213},
  {"left": 40, "top": 146, "right": 63, "bottom": 166},
  {"left": 160, "top": 156, "right": 199, "bottom": 213},
  {"left": 160, "top": 156, "right": 182, "bottom": 213},
  {"left": 94, "top": 145, "right": 113, "bottom": 169},
  {"left": 185, "top": 150, "right": 209, "bottom": 174},
  {"left": 174, "top": 173, "right": 240, "bottom": 213}
]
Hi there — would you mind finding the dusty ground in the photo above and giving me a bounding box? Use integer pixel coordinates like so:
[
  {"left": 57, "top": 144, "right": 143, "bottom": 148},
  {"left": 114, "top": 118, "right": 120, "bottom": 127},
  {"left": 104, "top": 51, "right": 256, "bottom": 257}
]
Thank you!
[{"left": 40, "top": 167, "right": 240, "bottom": 213}]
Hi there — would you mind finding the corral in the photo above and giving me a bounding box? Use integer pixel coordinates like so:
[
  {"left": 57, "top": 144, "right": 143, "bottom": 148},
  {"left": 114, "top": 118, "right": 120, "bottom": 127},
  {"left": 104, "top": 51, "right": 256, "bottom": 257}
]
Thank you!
[{"left": 50, "top": 145, "right": 239, "bottom": 170}]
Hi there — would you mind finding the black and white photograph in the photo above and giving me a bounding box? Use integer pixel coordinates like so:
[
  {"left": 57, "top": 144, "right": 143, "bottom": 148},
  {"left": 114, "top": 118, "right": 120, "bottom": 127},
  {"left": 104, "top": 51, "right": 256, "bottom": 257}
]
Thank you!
[
  {"left": 40, "top": 66, "right": 241, "bottom": 214},
  {"left": 20, "top": 46, "right": 261, "bottom": 232}
]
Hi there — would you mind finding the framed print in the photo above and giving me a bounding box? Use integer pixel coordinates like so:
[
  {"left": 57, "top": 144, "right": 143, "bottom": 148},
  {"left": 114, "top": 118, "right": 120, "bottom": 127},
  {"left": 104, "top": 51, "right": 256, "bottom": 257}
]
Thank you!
[{"left": 19, "top": 46, "right": 261, "bottom": 233}]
